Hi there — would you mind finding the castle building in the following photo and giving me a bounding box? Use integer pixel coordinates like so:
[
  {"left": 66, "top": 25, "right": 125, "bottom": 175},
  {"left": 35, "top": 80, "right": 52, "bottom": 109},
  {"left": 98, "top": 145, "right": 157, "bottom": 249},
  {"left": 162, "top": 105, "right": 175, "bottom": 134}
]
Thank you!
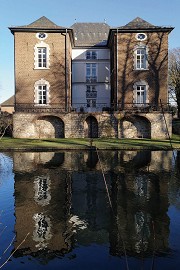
[{"left": 9, "top": 17, "right": 173, "bottom": 139}]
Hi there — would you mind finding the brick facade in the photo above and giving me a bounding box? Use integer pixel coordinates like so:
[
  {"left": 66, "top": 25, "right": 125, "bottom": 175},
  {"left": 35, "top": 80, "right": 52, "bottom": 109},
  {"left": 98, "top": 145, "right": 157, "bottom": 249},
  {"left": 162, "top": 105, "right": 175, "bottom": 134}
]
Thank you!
[
  {"left": 109, "top": 28, "right": 170, "bottom": 108},
  {"left": 9, "top": 17, "right": 173, "bottom": 139}
]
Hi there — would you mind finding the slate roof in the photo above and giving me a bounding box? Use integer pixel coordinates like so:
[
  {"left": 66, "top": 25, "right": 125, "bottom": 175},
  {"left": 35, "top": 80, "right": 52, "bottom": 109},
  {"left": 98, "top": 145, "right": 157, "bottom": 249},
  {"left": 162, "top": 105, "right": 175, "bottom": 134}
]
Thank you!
[
  {"left": 9, "top": 16, "right": 67, "bottom": 32},
  {"left": 120, "top": 17, "right": 156, "bottom": 29},
  {"left": 116, "top": 17, "right": 173, "bottom": 32},
  {"left": 9, "top": 16, "right": 173, "bottom": 45},
  {"left": 1, "top": 95, "right": 14, "bottom": 106},
  {"left": 27, "top": 16, "right": 66, "bottom": 29},
  {"left": 71, "top": 22, "right": 110, "bottom": 46}
]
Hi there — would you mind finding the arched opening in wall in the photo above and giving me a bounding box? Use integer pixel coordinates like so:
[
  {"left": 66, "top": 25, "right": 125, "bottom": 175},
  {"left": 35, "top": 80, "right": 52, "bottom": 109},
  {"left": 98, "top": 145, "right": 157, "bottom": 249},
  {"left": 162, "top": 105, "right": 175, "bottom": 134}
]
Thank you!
[
  {"left": 35, "top": 115, "right": 65, "bottom": 138},
  {"left": 84, "top": 116, "right": 98, "bottom": 138},
  {"left": 120, "top": 115, "right": 151, "bottom": 139}
]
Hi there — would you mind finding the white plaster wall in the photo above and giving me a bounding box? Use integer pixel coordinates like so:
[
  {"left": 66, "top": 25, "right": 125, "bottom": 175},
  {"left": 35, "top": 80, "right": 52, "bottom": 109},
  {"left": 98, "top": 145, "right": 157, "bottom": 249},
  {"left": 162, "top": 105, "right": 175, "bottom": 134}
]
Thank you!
[
  {"left": 72, "top": 84, "right": 110, "bottom": 111},
  {"left": 72, "top": 48, "right": 110, "bottom": 60},
  {"left": 72, "top": 62, "right": 110, "bottom": 83},
  {"left": 72, "top": 47, "right": 111, "bottom": 111}
]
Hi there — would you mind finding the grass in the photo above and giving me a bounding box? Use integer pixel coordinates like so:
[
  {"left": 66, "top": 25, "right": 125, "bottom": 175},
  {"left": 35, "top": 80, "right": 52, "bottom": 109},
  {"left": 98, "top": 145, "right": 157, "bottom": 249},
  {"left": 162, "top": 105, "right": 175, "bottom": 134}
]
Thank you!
[{"left": 0, "top": 135, "right": 180, "bottom": 151}]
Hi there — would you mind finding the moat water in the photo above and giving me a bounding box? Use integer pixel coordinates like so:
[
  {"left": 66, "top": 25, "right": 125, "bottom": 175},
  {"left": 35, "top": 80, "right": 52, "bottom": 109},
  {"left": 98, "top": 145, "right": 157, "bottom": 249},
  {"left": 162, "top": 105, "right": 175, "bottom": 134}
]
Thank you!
[{"left": 0, "top": 150, "right": 180, "bottom": 270}]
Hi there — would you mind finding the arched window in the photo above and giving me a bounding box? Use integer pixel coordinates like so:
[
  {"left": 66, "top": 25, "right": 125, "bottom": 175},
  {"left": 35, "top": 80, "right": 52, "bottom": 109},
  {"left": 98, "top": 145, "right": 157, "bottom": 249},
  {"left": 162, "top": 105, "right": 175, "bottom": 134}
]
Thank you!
[
  {"left": 134, "top": 45, "right": 148, "bottom": 70},
  {"left": 133, "top": 81, "right": 149, "bottom": 106},
  {"left": 34, "top": 41, "right": 50, "bottom": 69},
  {"left": 34, "top": 79, "right": 50, "bottom": 105}
]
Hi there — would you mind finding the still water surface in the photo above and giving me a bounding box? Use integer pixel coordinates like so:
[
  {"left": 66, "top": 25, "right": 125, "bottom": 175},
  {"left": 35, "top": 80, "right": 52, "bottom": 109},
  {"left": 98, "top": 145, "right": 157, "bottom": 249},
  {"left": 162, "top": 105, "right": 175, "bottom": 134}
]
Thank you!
[{"left": 0, "top": 150, "right": 180, "bottom": 270}]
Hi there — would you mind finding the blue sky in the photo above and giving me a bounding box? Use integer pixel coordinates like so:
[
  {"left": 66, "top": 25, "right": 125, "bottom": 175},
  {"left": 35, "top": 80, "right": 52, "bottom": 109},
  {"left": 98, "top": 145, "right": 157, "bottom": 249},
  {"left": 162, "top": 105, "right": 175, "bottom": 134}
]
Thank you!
[{"left": 0, "top": 0, "right": 179, "bottom": 102}]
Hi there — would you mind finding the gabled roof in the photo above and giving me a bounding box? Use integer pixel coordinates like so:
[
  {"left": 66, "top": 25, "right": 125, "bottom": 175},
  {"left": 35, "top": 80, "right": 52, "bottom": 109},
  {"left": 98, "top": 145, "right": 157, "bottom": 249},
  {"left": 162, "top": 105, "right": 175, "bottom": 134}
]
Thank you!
[
  {"left": 71, "top": 22, "right": 110, "bottom": 47},
  {"left": 9, "top": 16, "right": 68, "bottom": 33},
  {"left": 26, "top": 16, "right": 65, "bottom": 29},
  {"left": 1, "top": 95, "right": 14, "bottom": 106},
  {"left": 121, "top": 17, "right": 155, "bottom": 29},
  {"left": 116, "top": 17, "right": 173, "bottom": 32}
]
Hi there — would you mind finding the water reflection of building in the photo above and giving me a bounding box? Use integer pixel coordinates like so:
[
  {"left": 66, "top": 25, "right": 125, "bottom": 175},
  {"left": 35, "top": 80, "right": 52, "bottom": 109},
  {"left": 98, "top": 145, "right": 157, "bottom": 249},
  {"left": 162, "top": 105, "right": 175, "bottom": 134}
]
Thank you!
[
  {"left": 14, "top": 154, "right": 72, "bottom": 258},
  {"left": 110, "top": 151, "right": 171, "bottom": 257},
  {"left": 13, "top": 150, "right": 172, "bottom": 259},
  {"left": 71, "top": 171, "right": 111, "bottom": 244}
]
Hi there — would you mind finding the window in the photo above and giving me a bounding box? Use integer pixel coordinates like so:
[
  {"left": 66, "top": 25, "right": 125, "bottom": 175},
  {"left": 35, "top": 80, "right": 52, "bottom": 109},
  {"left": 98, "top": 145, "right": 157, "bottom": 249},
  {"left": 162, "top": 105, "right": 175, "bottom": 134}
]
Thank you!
[
  {"left": 34, "top": 42, "right": 50, "bottom": 69},
  {"left": 134, "top": 47, "right": 147, "bottom": 70},
  {"left": 136, "top": 33, "right": 147, "bottom": 41},
  {"left": 86, "top": 51, "right": 97, "bottom": 60},
  {"left": 133, "top": 81, "right": 149, "bottom": 106},
  {"left": 34, "top": 79, "right": 50, "bottom": 105},
  {"left": 38, "top": 48, "right": 47, "bottom": 68},
  {"left": 86, "top": 85, "right": 97, "bottom": 98},
  {"left": 86, "top": 64, "right": 97, "bottom": 82},
  {"left": 38, "top": 85, "right": 47, "bottom": 104},
  {"left": 36, "top": 32, "right": 48, "bottom": 40},
  {"left": 87, "top": 99, "right": 96, "bottom": 108},
  {"left": 136, "top": 85, "right": 146, "bottom": 104}
]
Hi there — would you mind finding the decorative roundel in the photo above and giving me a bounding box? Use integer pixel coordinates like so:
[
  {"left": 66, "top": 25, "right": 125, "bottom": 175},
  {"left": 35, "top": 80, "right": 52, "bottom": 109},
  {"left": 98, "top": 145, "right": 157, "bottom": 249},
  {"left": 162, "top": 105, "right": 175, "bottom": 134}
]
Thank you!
[
  {"left": 136, "top": 33, "right": 147, "bottom": 41},
  {"left": 36, "top": 32, "right": 47, "bottom": 40}
]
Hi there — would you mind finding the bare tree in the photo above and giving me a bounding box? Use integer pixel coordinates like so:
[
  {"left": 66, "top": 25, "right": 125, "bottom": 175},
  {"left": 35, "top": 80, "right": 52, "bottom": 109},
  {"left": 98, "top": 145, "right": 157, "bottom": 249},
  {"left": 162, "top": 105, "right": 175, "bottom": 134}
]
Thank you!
[
  {"left": 168, "top": 48, "right": 180, "bottom": 118},
  {"left": 0, "top": 112, "right": 13, "bottom": 139}
]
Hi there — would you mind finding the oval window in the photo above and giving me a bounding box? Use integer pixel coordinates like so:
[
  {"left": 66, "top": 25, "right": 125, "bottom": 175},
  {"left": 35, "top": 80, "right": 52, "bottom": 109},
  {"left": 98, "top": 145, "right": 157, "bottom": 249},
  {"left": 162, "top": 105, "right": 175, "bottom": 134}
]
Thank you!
[
  {"left": 36, "top": 32, "right": 47, "bottom": 40},
  {"left": 136, "top": 33, "right": 147, "bottom": 41}
]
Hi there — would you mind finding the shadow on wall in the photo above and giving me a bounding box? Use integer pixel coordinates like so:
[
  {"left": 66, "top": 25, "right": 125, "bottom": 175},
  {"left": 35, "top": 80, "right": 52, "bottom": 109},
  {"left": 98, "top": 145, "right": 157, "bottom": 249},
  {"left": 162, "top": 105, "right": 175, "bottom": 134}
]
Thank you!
[
  {"left": 35, "top": 115, "right": 65, "bottom": 138},
  {"left": 84, "top": 116, "right": 98, "bottom": 138},
  {"left": 119, "top": 115, "right": 151, "bottom": 139},
  {"left": 116, "top": 32, "right": 168, "bottom": 109}
]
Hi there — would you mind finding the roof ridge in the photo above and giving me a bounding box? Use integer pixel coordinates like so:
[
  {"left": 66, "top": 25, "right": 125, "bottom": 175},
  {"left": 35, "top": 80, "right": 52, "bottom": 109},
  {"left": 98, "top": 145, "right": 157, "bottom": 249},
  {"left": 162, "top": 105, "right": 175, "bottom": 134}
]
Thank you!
[
  {"left": 10, "top": 16, "right": 67, "bottom": 30},
  {"left": 28, "top": 16, "right": 58, "bottom": 27},
  {"left": 120, "top": 17, "right": 155, "bottom": 29},
  {"left": 71, "top": 22, "right": 110, "bottom": 28}
]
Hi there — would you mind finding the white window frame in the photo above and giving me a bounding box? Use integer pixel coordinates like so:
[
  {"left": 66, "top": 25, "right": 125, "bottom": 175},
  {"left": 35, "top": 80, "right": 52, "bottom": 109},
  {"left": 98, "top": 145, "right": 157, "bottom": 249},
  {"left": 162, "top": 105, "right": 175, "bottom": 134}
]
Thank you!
[
  {"left": 135, "top": 33, "right": 147, "bottom": 41},
  {"left": 134, "top": 46, "right": 148, "bottom": 70},
  {"left": 86, "top": 63, "right": 97, "bottom": 82},
  {"left": 133, "top": 81, "right": 149, "bottom": 106},
  {"left": 34, "top": 41, "right": 50, "bottom": 69},
  {"left": 34, "top": 79, "right": 50, "bottom": 105}
]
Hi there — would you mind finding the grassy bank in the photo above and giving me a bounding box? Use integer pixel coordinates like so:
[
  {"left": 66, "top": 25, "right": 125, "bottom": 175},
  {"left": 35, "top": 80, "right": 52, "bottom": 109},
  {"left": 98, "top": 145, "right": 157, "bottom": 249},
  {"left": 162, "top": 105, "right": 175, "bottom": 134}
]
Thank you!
[{"left": 0, "top": 135, "right": 180, "bottom": 151}]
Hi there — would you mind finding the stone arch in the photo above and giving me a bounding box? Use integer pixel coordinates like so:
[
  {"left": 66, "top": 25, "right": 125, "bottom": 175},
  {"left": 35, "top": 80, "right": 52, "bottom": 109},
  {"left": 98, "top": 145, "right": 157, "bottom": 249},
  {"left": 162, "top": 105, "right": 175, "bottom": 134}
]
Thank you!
[
  {"left": 35, "top": 115, "right": 65, "bottom": 138},
  {"left": 84, "top": 115, "right": 98, "bottom": 138},
  {"left": 120, "top": 114, "right": 151, "bottom": 139}
]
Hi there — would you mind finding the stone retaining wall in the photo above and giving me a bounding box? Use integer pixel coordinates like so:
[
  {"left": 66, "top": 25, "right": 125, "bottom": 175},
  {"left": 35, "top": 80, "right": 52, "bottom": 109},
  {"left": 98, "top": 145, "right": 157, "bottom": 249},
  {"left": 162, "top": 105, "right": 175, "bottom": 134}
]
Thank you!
[{"left": 13, "top": 111, "right": 172, "bottom": 139}]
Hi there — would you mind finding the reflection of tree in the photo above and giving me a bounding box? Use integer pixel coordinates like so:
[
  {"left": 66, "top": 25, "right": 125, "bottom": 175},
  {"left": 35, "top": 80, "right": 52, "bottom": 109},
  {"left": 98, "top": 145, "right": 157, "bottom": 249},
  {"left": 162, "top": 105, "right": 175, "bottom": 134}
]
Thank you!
[
  {"left": 12, "top": 150, "right": 174, "bottom": 263},
  {"left": 169, "top": 151, "right": 180, "bottom": 209}
]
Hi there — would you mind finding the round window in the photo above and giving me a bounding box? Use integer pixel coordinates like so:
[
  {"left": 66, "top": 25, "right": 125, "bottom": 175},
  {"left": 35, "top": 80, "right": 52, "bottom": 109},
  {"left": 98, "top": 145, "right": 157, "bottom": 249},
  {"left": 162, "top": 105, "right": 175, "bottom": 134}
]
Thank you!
[
  {"left": 136, "top": 33, "right": 147, "bottom": 41},
  {"left": 36, "top": 32, "right": 47, "bottom": 40}
]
